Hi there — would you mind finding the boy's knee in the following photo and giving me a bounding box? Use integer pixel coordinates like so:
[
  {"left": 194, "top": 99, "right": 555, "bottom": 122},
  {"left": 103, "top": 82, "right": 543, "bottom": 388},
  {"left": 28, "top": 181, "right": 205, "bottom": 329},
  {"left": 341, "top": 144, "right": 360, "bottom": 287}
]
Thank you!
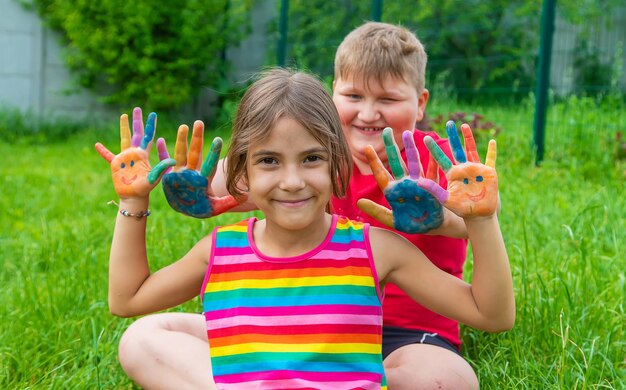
[
  {"left": 386, "top": 366, "right": 479, "bottom": 390},
  {"left": 386, "top": 365, "right": 478, "bottom": 390}
]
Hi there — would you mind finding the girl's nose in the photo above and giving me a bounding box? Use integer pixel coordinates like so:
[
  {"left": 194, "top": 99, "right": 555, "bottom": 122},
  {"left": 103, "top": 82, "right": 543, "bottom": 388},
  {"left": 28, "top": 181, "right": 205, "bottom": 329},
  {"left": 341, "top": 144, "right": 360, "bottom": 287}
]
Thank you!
[
  {"left": 357, "top": 102, "right": 381, "bottom": 122},
  {"left": 279, "top": 165, "right": 306, "bottom": 191}
]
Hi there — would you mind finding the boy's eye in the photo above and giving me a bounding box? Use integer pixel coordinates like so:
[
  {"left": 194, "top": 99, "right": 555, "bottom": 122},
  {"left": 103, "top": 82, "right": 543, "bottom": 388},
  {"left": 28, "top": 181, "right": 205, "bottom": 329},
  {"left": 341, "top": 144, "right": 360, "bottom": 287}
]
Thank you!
[{"left": 347, "top": 94, "right": 361, "bottom": 100}]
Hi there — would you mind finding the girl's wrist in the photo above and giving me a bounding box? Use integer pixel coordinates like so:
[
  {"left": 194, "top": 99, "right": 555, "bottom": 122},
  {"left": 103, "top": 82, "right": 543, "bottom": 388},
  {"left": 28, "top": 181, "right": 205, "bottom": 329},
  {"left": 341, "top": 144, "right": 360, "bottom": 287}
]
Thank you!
[{"left": 117, "top": 197, "right": 150, "bottom": 217}]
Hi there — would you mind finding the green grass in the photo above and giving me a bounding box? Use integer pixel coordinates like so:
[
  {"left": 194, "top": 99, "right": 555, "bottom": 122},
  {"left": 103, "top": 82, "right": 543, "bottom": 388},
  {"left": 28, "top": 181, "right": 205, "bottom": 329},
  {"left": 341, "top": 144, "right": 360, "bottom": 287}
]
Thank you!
[{"left": 1, "top": 100, "right": 624, "bottom": 389}]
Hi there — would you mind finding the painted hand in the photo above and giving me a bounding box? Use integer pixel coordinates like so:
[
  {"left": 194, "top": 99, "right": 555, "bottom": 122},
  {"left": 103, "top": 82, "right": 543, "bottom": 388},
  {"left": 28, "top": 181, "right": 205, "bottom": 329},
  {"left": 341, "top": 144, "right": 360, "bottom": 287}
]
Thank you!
[
  {"left": 95, "top": 107, "right": 175, "bottom": 198},
  {"left": 425, "top": 121, "right": 498, "bottom": 218},
  {"left": 357, "top": 128, "right": 448, "bottom": 233},
  {"left": 159, "top": 120, "right": 240, "bottom": 218}
]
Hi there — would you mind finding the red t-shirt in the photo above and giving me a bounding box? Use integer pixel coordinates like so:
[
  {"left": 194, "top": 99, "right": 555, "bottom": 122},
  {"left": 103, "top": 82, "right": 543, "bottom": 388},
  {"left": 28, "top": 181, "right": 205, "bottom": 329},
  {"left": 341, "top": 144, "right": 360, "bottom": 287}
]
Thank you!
[{"left": 331, "top": 130, "right": 468, "bottom": 347}]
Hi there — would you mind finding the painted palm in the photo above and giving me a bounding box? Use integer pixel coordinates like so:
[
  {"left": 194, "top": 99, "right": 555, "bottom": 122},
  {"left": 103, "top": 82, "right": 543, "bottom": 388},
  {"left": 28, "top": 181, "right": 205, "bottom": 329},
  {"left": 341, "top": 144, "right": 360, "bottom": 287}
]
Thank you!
[
  {"left": 95, "top": 107, "right": 175, "bottom": 198},
  {"left": 357, "top": 128, "right": 447, "bottom": 234},
  {"left": 159, "top": 121, "right": 239, "bottom": 218},
  {"left": 425, "top": 121, "right": 498, "bottom": 218}
]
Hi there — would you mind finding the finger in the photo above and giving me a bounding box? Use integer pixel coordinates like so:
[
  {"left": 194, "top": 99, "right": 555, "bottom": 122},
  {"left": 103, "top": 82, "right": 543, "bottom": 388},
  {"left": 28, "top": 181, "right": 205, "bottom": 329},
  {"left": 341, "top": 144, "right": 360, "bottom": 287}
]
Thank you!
[
  {"left": 424, "top": 136, "right": 452, "bottom": 172},
  {"left": 156, "top": 138, "right": 173, "bottom": 174},
  {"left": 131, "top": 107, "right": 144, "bottom": 147},
  {"left": 141, "top": 112, "right": 157, "bottom": 150},
  {"left": 485, "top": 139, "right": 497, "bottom": 168},
  {"left": 364, "top": 145, "right": 392, "bottom": 190},
  {"left": 147, "top": 158, "right": 177, "bottom": 185},
  {"left": 120, "top": 114, "right": 131, "bottom": 150},
  {"left": 211, "top": 195, "right": 242, "bottom": 216},
  {"left": 157, "top": 138, "right": 170, "bottom": 161},
  {"left": 417, "top": 178, "right": 449, "bottom": 204},
  {"left": 357, "top": 199, "right": 394, "bottom": 229},
  {"left": 446, "top": 121, "right": 467, "bottom": 164},
  {"left": 383, "top": 127, "right": 406, "bottom": 180},
  {"left": 95, "top": 142, "right": 115, "bottom": 163},
  {"left": 201, "top": 137, "right": 222, "bottom": 179},
  {"left": 461, "top": 123, "right": 480, "bottom": 163},
  {"left": 425, "top": 153, "right": 439, "bottom": 182},
  {"left": 403, "top": 130, "right": 422, "bottom": 180},
  {"left": 174, "top": 125, "right": 189, "bottom": 170},
  {"left": 188, "top": 120, "right": 204, "bottom": 171}
]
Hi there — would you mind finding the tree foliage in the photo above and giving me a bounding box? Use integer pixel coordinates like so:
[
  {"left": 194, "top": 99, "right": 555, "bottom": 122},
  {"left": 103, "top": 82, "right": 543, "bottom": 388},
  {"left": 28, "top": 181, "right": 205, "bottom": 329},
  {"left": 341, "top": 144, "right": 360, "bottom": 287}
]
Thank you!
[
  {"left": 278, "top": 1, "right": 623, "bottom": 101},
  {"left": 23, "top": 0, "right": 251, "bottom": 111}
]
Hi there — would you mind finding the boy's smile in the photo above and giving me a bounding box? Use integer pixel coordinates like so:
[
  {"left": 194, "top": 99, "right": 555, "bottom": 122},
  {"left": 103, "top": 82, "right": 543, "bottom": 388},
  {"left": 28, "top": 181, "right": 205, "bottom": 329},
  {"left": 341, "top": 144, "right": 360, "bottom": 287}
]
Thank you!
[{"left": 332, "top": 75, "right": 428, "bottom": 174}]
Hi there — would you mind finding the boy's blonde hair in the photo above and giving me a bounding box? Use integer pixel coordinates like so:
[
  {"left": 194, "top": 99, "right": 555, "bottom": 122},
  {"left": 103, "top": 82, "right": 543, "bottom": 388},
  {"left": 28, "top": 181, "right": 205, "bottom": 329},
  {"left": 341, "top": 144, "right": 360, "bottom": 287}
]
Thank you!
[
  {"left": 334, "top": 22, "right": 427, "bottom": 92},
  {"left": 226, "top": 68, "right": 352, "bottom": 199}
]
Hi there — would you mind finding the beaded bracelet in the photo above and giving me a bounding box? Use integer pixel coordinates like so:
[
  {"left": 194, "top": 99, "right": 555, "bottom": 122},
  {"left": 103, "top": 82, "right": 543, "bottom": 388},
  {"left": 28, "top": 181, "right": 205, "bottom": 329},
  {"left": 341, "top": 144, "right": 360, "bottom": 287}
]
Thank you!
[{"left": 119, "top": 209, "right": 151, "bottom": 219}]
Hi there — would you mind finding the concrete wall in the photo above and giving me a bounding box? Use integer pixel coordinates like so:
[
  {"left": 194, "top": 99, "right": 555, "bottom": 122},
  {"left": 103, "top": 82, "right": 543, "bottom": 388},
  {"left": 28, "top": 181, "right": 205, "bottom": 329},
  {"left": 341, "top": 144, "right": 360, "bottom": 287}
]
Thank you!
[
  {"left": 0, "top": 0, "right": 275, "bottom": 120},
  {"left": 0, "top": 0, "right": 111, "bottom": 119}
]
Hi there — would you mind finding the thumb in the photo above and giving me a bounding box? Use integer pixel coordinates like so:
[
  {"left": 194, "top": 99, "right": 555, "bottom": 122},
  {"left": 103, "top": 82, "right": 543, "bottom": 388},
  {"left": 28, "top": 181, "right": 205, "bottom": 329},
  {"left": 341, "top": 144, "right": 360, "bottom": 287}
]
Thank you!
[
  {"left": 147, "top": 158, "right": 176, "bottom": 185},
  {"left": 357, "top": 199, "right": 394, "bottom": 229}
]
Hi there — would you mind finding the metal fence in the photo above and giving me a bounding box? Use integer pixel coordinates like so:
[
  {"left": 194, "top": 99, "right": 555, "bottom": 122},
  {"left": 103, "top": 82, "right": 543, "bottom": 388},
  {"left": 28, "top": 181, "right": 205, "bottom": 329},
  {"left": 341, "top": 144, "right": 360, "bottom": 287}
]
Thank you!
[{"left": 272, "top": 0, "right": 625, "bottom": 164}]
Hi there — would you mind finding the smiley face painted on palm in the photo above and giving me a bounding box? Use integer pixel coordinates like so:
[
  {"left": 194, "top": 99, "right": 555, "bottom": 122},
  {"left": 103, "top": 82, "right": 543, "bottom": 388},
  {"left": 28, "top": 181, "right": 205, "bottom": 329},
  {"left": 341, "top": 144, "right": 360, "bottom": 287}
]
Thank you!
[
  {"left": 446, "top": 164, "right": 497, "bottom": 216},
  {"left": 424, "top": 121, "right": 499, "bottom": 218},
  {"left": 385, "top": 179, "right": 444, "bottom": 233},
  {"left": 110, "top": 149, "right": 153, "bottom": 196},
  {"left": 162, "top": 170, "right": 213, "bottom": 218}
]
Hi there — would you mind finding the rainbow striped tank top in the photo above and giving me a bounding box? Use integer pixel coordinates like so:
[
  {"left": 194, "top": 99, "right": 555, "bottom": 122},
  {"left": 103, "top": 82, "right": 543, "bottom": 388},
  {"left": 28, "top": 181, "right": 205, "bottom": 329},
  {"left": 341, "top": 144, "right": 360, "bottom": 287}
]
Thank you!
[{"left": 201, "top": 214, "right": 387, "bottom": 389}]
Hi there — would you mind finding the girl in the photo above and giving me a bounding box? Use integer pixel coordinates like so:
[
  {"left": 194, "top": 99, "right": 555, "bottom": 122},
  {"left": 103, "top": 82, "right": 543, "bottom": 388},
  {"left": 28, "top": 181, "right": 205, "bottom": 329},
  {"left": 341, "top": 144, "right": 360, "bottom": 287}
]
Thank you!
[{"left": 96, "top": 68, "right": 514, "bottom": 389}]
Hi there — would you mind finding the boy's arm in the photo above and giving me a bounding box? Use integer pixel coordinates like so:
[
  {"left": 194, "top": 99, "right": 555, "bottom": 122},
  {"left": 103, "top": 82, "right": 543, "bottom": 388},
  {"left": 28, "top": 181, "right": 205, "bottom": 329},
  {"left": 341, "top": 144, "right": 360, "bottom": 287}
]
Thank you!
[{"left": 423, "top": 208, "right": 467, "bottom": 238}]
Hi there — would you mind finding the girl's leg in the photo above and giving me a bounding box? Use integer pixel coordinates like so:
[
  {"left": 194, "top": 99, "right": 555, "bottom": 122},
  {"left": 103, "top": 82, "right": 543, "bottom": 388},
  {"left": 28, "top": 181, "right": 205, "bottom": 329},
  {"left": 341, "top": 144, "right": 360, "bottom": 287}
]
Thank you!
[
  {"left": 383, "top": 343, "right": 479, "bottom": 390},
  {"left": 118, "top": 312, "right": 216, "bottom": 390}
]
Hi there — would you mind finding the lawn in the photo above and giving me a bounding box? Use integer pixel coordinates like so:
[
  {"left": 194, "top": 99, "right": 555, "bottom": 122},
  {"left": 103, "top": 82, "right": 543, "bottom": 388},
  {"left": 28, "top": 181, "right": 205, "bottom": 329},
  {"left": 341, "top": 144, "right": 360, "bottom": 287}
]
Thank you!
[{"left": 1, "top": 98, "right": 624, "bottom": 388}]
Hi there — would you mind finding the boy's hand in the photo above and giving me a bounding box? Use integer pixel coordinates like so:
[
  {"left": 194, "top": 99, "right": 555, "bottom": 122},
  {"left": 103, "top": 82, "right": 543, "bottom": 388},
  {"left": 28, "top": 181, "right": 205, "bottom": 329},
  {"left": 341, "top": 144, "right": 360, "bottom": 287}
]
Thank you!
[
  {"left": 357, "top": 128, "right": 448, "bottom": 233},
  {"left": 159, "top": 120, "right": 240, "bottom": 218},
  {"left": 425, "top": 121, "right": 498, "bottom": 218},
  {"left": 95, "top": 108, "right": 175, "bottom": 198}
]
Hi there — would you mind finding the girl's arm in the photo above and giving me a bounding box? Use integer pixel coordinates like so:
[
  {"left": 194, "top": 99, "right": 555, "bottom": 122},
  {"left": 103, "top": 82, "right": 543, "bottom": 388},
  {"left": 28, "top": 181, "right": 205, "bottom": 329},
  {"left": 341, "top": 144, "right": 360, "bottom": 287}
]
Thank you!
[
  {"left": 96, "top": 108, "right": 209, "bottom": 317},
  {"left": 373, "top": 215, "right": 514, "bottom": 332},
  {"left": 370, "top": 121, "right": 514, "bottom": 331},
  {"left": 108, "top": 203, "right": 211, "bottom": 317}
]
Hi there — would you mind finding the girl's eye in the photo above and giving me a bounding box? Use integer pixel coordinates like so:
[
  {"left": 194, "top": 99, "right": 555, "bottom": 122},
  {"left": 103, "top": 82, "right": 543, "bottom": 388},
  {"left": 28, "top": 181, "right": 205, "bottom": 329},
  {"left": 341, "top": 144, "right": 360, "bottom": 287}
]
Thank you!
[
  {"left": 304, "top": 155, "right": 322, "bottom": 163},
  {"left": 259, "top": 157, "right": 277, "bottom": 165}
]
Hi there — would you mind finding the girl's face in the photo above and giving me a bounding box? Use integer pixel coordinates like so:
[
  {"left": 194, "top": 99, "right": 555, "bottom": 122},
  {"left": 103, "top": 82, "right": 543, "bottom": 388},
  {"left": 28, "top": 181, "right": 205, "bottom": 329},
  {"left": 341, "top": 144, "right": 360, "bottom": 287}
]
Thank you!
[
  {"left": 332, "top": 75, "right": 428, "bottom": 174},
  {"left": 246, "top": 117, "right": 332, "bottom": 232}
]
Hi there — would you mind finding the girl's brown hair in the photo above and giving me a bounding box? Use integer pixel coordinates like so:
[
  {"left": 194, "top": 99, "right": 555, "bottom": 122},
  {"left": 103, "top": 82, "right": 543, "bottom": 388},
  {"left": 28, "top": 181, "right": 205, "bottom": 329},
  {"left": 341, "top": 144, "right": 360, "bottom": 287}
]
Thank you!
[{"left": 226, "top": 68, "right": 352, "bottom": 199}]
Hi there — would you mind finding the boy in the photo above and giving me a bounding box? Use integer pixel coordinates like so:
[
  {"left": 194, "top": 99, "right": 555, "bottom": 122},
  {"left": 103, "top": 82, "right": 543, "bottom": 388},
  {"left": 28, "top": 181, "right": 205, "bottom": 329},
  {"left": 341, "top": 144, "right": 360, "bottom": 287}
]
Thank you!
[{"left": 330, "top": 22, "right": 478, "bottom": 389}]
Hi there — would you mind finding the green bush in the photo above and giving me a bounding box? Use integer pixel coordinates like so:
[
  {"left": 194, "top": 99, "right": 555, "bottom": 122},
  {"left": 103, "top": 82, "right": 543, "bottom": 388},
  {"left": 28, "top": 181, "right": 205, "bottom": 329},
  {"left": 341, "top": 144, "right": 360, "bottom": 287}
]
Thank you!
[{"left": 23, "top": 0, "right": 252, "bottom": 111}]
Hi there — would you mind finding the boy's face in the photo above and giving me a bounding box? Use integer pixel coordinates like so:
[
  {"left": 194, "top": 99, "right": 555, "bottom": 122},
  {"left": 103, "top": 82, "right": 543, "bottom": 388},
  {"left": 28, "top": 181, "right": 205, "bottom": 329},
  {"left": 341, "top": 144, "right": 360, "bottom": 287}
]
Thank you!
[{"left": 333, "top": 75, "right": 428, "bottom": 174}]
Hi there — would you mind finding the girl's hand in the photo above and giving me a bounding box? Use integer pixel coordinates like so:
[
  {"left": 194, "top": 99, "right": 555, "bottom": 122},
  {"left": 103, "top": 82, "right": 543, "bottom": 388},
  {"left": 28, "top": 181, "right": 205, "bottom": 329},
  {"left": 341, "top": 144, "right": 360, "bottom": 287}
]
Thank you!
[
  {"left": 95, "top": 107, "right": 175, "bottom": 198},
  {"left": 357, "top": 128, "right": 448, "bottom": 233},
  {"left": 425, "top": 121, "right": 498, "bottom": 218},
  {"left": 158, "top": 121, "right": 240, "bottom": 218}
]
